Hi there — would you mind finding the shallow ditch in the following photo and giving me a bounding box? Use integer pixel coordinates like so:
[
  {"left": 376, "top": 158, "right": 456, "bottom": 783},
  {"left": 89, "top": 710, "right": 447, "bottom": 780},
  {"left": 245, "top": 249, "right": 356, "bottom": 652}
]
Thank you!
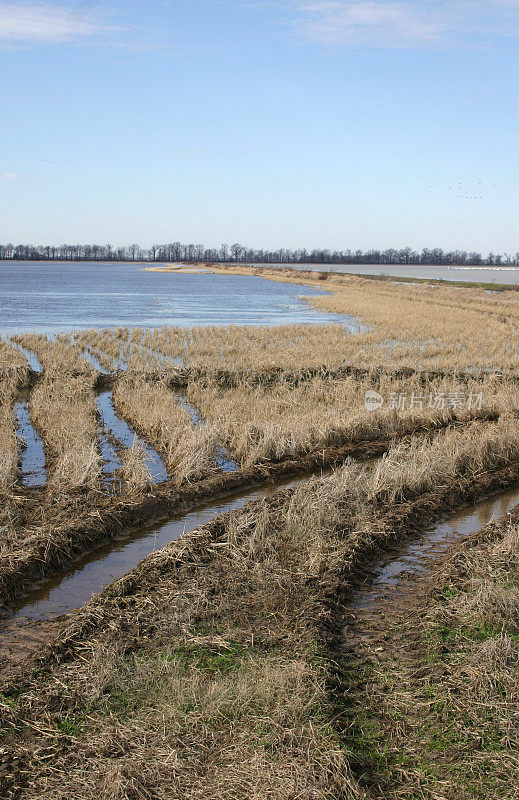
[
  {"left": 2, "top": 465, "right": 519, "bottom": 671},
  {"left": 97, "top": 417, "right": 122, "bottom": 480},
  {"left": 13, "top": 398, "right": 47, "bottom": 488},
  {"left": 350, "top": 483, "right": 519, "bottom": 609},
  {"left": 10, "top": 472, "right": 307, "bottom": 622},
  {"left": 139, "top": 344, "right": 179, "bottom": 369},
  {"left": 96, "top": 390, "right": 168, "bottom": 483},
  {"left": 79, "top": 347, "right": 107, "bottom": 374},
  {"left": 10, "top": 341, "right": 42, "bottom": 372},
  {"left": 8, "top": 470, "right": 519, "bottom": 625}
]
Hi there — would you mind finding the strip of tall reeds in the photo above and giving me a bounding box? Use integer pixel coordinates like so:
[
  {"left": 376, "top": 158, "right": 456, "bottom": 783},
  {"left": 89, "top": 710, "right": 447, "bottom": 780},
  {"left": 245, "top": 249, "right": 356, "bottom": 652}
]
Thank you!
[
  {"left": 13, "top": 333, "right": 96, "bottom": 375},
  {"left": 30, "top": 375, "right": 100, "bottom": 490}
]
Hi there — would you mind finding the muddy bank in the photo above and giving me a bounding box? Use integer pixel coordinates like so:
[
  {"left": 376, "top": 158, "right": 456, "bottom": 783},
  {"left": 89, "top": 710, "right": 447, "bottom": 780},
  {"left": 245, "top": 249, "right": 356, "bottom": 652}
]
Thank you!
[
  {"left": 112, "top": 364, "right": 519, "bottom": 389},
  {"left": 24, "top": 369, "right": 112, "bottom": 392}
]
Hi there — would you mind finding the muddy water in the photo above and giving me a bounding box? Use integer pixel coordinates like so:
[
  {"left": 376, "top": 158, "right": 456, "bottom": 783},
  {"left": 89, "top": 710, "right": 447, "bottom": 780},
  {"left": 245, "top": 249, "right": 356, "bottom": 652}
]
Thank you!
[
  {"left": 10, "top": 474, "right": 305, "bottom": 621},
  {"left": 98, "top": 422, "right": 122, "bottom": 478},
  {"left": 351, "top": 484, "right": 519, "bottom": 609},
  {"left": 96, "top": 390, "right": 168, "bottom": 483},
  {"left": 176, "top": 392, "right": 239, "bottom": 472},
  {"left": 14, "top": 400, "right": 46, "bottom": 487}
]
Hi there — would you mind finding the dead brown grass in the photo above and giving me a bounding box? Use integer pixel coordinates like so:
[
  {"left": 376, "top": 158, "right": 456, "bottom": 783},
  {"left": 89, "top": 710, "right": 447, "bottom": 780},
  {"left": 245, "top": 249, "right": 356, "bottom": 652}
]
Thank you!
[
  {"left": 119, "top": 439, "right": 153, "bottom": 491},
  {"left": 0, "top": 340, "right": 30, "bottom": 371},
  {"left": 76, "top": 326, "right": 183, "bottom": 372},
  {"left": 196, "top": 264, "right": 519, "bottom": 374},
  {"left": 0, "top": 347, "right": 30, "bottom": 519},
  {"left": 0, "top": 375, "right": 20, "bottom": 493},
  {"left": 12, "top": 333, "right": 96, "bottom": 375}
]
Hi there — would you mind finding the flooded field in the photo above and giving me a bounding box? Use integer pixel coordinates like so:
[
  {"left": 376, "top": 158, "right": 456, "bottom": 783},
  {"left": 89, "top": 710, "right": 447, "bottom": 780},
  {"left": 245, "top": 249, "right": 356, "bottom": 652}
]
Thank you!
[{"left": 0, "top": 266, "right": 518, "bottom": 800}]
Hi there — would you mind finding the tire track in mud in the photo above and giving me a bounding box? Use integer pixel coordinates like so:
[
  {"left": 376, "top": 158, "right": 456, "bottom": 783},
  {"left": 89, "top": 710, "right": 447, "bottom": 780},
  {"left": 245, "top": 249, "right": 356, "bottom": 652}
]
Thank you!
[
  {"left": 6, "top": 345, "right": 47, "bottom": 488},
  {"left": 8, "top": 472, "right": 308, "bottom": 624},
  {"left": 0, "top": 404, "right": 508, "bottom": 613},
  {"left": 9, "top": 342, "right": 169, "bottom": 487},
  {"left": 349, "top": 483, "right": 519, "bottom": 610},
  {"left": 2, "top": 459, "right": 519, "bottom": 679},
  {"left": 333, "top": 491, "right": 519, "bottom": 796},
  {"left": 0, "top": 435, "right": 386, "bottom": 615},
  {"left": 316, "top": 470, "right": 519, "bottom": 795}
]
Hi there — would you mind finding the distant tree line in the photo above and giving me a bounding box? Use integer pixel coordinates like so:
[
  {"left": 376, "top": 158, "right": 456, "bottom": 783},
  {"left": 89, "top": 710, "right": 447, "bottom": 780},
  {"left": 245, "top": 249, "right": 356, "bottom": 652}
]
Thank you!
[{"left": 0, "top": 242, "right": 518, "bottom": 266}]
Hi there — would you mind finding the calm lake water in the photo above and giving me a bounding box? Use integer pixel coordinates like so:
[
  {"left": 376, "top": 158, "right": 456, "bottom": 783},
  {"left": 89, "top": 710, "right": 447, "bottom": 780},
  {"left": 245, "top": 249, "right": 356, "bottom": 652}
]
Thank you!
[{"left": 0, "top": 261, "right": 349, "bottom": 336}]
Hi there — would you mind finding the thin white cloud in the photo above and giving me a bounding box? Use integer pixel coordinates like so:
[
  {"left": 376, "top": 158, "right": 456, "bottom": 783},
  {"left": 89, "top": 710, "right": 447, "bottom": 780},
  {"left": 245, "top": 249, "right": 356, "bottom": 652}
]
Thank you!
[
  {"left": 0, "top": 172, "right": 25, "bottom": 180},
  {"left": 0, "top": 2, "right": 178, "bottom": 52},
  {"left": 288, "top": 0, "right": 519, "bottom": 47},
  {"left": 0, "top": 2, "right": 111, "bottom": 44}
]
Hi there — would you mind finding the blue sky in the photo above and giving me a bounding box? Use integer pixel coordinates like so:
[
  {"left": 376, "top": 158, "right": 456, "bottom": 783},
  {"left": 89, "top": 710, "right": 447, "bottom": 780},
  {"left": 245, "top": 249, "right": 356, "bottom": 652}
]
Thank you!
[{"left": 1, "top": 0, "right": 518, "bottom": 253}]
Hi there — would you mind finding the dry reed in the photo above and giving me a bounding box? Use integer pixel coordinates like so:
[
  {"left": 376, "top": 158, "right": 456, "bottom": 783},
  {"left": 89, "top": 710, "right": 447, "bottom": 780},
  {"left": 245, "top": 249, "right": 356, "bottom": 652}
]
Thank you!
[
  {"left": 0, "top": 374, "right": 20, "bottom": 493},
  {"left": 0, "top": 343, "right": 30, "bottom": 497},
  {"left": 12, "top": 333, "right": 96, "bottom": 375},
  {"left": 196, "top": 264, "right": 519, "bottom": 374},
  {"left": 120, "top": 439, "right": 153, "bottom": 491}
]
